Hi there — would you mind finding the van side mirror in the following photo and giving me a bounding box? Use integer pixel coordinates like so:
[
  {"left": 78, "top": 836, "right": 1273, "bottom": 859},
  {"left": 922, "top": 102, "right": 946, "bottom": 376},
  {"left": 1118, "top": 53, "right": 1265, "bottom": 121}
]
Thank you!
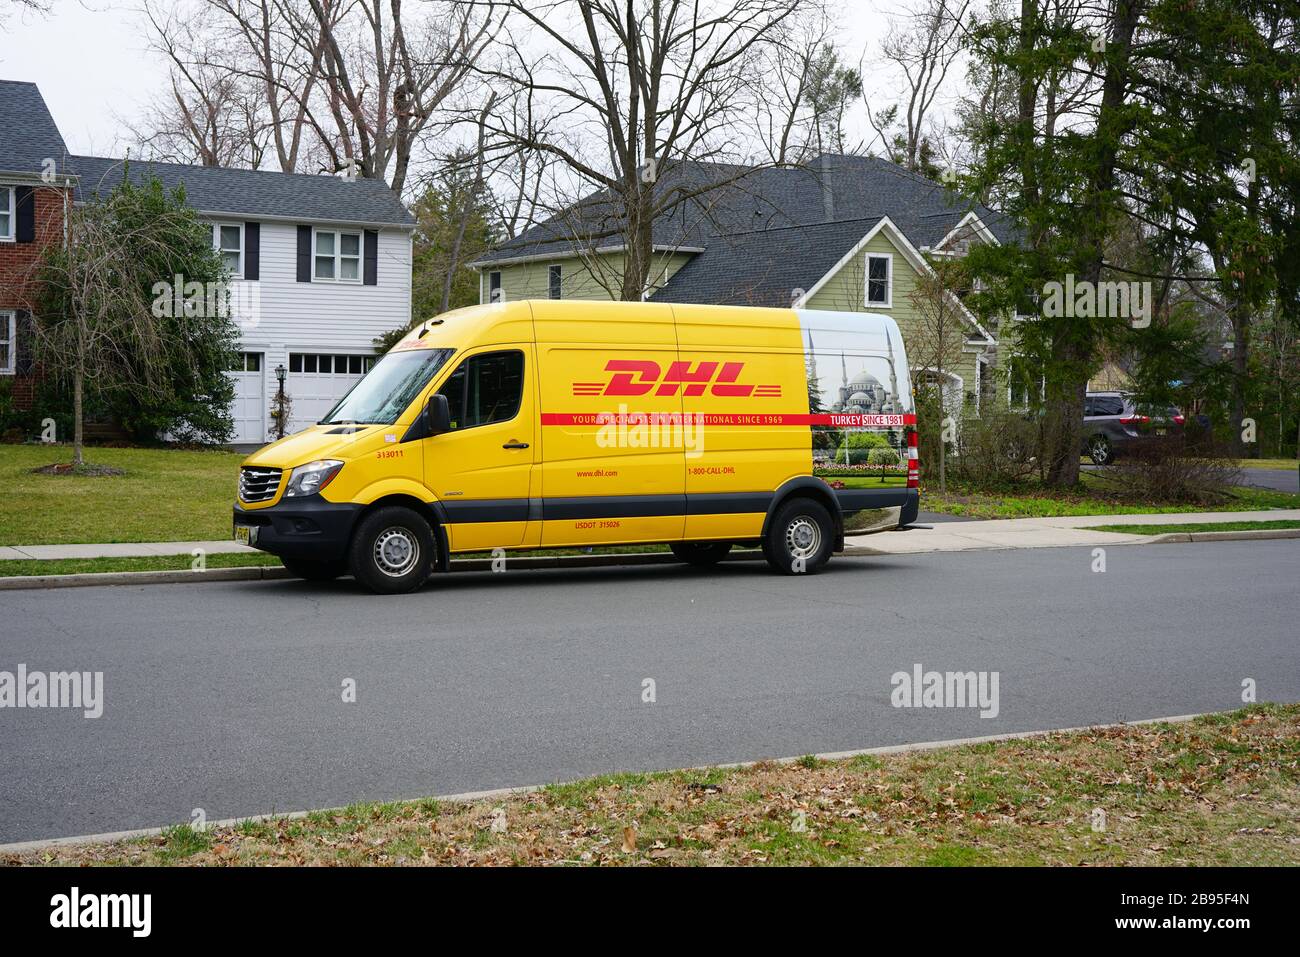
[
  {"left": 401, "top": 393, "right": 452, "bottom": 443},
  {"left": 427, "top": 393, "right": 451, "bottom": 436}
]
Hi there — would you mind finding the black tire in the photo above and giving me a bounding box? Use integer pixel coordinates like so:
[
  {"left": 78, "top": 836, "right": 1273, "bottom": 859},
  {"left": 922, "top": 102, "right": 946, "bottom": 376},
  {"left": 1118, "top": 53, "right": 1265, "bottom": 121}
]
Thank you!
[
  {"left": 281, "top": 557, "right": 348, "bottom": 581},
  {"left": 1087, "top": 434, "right": 1113, "bottom": 466},
  {"left": 762, "top": 497, "right": 834, "bottom": 575},
  {"left": 348, "top": 505, "right": 435, "bottom": 594},
  {"left": 670, "top": 541, "right": 732, "bottom": 566}
]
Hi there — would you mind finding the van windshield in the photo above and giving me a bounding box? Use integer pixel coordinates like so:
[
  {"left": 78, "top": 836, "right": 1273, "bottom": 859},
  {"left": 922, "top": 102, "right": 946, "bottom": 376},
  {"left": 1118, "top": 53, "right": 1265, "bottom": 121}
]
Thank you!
[{"left": 320, "top": 348, "right": 455, "bottom": 425}]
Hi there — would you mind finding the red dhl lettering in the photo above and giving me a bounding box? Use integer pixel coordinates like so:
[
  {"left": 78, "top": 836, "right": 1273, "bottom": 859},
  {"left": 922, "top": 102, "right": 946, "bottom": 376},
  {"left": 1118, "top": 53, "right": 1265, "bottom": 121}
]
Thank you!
[{"left": 576, "top": 360, "right": 781, "bottom": 399}]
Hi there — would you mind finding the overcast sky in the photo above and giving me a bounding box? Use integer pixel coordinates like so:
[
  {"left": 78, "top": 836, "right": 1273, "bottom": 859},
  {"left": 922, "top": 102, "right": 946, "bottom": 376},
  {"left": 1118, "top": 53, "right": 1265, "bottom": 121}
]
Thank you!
[{"left": 0, "top": 0, "right": 934, "bottom": 160}]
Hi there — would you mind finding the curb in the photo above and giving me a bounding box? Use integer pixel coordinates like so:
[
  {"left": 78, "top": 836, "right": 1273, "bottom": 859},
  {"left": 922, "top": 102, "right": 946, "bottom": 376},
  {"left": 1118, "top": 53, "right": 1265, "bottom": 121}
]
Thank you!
[
  {"left": 0, "top": 711, "right": 1211, "bottom": 856},
  {"left": 1, "top": 548, "right": 887, "bottom": 591},
  {"left": 1145, "top": 528, "right": 1300, "bottom": 544}
]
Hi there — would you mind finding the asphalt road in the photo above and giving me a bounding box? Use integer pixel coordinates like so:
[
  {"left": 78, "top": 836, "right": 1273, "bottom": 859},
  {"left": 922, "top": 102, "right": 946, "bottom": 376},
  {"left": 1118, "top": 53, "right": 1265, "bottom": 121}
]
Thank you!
[
  {"left": 1237, "top": 467, "right": 1299, "bottom": 493},
  {"left": 2, "top": 539, "right": 1298, "bottom": 844}
]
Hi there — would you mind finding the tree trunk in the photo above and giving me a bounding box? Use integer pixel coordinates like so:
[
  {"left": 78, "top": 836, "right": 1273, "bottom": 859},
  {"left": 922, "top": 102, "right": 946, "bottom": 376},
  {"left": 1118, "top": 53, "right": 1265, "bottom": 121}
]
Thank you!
[
  {"left": 73, "top": 350, "right": 85, "bottom": 468},
  {"left": 1230, "top": 300, "right": 1250, "bottom": 456}
]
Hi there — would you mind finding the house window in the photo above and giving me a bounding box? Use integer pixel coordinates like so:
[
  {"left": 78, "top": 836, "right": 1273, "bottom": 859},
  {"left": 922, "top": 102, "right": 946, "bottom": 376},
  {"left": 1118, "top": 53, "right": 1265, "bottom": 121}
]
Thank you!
[
  {"left": 314, "top": 229, "right": 362, "bottom": 282},
  {"left": 488, "top": 270, "right": 502, "bottom": 303},
  {"left": 437, "top": 350, "right": 525, "bottom": 430},
  {"left": 548, "top": 264, "right": 562, "bottom": 300},
  {"left": 0, "top": 187, "right": 13, "bottom": 242},
  {"left": 229, "top": 352, "right": 261, "bottom": 373},
  {"left": 213, "top": 223, "right": 242, "bottom": 275},
  {"left": 1007, "top": 359, "right": 1045, "bottom": 410},
  {"left": 865, "top": 253, "right": 892, "bottom": 307},
  {"left": 0, "top": 310, "right": 14, "bottom": 374},
  {"left": 288, "top": 352, "right": 376, "bottom": 375}
]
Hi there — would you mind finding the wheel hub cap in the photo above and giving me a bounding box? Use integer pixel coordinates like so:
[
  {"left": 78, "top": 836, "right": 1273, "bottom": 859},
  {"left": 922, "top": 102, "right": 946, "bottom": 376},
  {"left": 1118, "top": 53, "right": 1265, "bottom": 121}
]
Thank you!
[
  {"left": 786, "top": 517, "right": 821, "bottom": 559},
  {"left": 374, "top": 527, "right": 419, "bottom": 577}
]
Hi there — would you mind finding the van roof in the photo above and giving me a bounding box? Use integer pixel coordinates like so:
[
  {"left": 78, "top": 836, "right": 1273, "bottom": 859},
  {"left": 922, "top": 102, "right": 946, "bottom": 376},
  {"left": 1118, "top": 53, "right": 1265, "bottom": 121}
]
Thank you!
[{"left": 396, "top": 300, "right": 905, "bottom": 353}]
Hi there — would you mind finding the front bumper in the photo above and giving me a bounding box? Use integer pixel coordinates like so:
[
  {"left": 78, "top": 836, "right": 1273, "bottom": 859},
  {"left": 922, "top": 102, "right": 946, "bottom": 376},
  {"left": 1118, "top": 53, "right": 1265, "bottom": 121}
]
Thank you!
[{"left": 233, "top": 497, "right": 363, "bottom": 562}]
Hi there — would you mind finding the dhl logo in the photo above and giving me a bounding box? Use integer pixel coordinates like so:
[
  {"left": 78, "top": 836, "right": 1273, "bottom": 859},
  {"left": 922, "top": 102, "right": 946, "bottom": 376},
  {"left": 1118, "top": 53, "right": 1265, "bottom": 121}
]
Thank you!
[{"left": 572, "top": 360, "right": 781, "bottom": 398}]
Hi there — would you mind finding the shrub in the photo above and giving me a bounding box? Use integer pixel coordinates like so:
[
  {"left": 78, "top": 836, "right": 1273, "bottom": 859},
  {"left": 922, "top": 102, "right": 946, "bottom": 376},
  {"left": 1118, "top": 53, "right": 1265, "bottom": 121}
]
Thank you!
[
  {"left": 953, "top": 406, "right": 1041, "bottom": 486},
  {"left": 1094, "top": 436, "right": 1241, "bottom": 504}
]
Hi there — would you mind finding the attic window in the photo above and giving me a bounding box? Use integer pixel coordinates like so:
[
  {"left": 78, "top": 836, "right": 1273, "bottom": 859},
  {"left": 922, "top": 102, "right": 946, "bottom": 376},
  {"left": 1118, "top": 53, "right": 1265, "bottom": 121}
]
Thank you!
[
  {"left": 548, "top": 264, "right": 562, "bottom": 300},
  {"left": 488, "top": 270, "right": 502, "bottom": 303},
  {"left": 865, "top": 253, "right": 892, "bottom": 307},
  {"left": 0, "top": 187, "right": 13, "bottom": 242}
]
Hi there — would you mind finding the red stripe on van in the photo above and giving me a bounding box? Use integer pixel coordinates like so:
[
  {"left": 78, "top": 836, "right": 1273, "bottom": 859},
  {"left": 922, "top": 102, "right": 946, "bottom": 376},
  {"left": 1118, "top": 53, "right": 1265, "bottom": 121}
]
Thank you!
[{"left": 540, "top": 412, "right": 917, "bottom": 427}]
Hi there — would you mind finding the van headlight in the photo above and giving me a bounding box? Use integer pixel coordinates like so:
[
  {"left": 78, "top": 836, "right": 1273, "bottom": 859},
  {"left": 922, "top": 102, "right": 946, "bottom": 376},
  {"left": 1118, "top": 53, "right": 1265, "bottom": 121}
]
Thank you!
[{"left": 284, "top": 459, "right": 344, "bottom": 497}]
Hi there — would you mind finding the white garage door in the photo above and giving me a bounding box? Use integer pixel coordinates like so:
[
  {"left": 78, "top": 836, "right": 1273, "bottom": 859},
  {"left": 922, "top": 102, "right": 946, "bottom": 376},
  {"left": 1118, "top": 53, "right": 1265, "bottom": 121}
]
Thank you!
[
  {"left": 287, "top": 352, "right": 375, "bottom": 431},
  {"left": 229, "top": 352, "right": 266, "bottom": 444}
]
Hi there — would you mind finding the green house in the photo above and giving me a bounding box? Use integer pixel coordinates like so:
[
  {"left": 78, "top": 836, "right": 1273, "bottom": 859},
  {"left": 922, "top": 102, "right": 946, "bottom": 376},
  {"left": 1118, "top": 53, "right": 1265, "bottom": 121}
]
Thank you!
[{"left": 469, "top": 154, "right": 1014, "bottom": 413}]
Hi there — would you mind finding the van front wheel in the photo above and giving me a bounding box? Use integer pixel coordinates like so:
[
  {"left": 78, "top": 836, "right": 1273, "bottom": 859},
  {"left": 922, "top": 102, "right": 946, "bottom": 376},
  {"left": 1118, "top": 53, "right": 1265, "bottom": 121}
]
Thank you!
[
  {"left": 670, "top": 541, "right": 732, "bottom": 566},
  {"left": 763, "top": 498, "right": 833, "bottom": 575},
  {"left": 349, "top": 506, "right": 434, "bottom": 594}
]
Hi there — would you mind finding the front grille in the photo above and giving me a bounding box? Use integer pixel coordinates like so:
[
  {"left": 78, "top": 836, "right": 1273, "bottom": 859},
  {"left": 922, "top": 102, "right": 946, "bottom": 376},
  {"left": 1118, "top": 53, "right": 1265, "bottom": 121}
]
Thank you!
[{"left": 239, "top": 466, "right": 282, "bottom": 503}]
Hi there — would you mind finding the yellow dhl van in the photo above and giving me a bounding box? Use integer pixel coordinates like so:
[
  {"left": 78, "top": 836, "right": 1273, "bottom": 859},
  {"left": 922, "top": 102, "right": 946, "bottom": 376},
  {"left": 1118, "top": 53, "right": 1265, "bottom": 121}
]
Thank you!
[{"left": 233, "top": 300, "right": 919, "bottom": 593}]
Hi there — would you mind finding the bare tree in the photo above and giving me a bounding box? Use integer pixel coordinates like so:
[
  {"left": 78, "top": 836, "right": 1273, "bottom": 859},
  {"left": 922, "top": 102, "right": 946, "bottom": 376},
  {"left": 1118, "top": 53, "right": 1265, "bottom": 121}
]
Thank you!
[
  {"left": 133, "top": 0, "right": 499, "bottom": 191},
  {"left": 864, "top": 0, "right": 972, "bottom": 172},
  {"left": 907, "top": 263, "right": 972, "bottom": 494},
  {"left": 756, "top": 13, "right": 862, "bottom": 164},
  {"left": 484, "top": 0, "right": 811, "bottom": 301}
]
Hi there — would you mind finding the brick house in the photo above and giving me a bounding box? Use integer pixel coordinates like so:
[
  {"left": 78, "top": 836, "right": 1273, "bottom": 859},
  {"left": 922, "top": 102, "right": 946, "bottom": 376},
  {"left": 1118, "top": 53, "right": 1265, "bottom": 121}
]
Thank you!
[
  {"left": 1, "top": 79, "right": 416, "bottom": 443},
  {"left": 0, "top": 81, "right": 72, "bottom": 408}
]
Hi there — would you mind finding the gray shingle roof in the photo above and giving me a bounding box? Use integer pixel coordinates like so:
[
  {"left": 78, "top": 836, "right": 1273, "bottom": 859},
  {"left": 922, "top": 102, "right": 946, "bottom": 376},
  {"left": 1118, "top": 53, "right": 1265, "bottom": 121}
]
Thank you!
[
  {"left": 650, "top": 216, "right": 883, "bottom": 307},
  {"left": 473, "top": 154, "right": 1018, "bottom": 301},
  {"left": 71, "top": 155, "right": 414, "bottom": 227},
  {"left": 0, "top": 80, "right": 70, "bottom": 175}
]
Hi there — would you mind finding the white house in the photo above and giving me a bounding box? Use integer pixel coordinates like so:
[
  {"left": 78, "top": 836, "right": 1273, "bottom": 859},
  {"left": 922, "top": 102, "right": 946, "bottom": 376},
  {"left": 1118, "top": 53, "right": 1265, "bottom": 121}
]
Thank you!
[{"left": 72, "top": 156, "right": 416, "bottom": 443}]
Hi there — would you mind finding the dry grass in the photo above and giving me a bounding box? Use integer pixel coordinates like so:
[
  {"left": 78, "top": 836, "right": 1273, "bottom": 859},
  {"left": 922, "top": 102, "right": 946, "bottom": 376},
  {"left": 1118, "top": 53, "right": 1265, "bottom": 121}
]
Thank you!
[{"left": 6, "top": 705, "right": 1297, "bottom": 867}]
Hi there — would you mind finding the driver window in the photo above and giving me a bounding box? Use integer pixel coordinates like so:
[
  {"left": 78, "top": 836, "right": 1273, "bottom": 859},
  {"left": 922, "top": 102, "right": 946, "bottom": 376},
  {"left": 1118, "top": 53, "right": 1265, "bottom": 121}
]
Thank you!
[{"left": 437, "top": 350, "right": 524, "bottom": 431}]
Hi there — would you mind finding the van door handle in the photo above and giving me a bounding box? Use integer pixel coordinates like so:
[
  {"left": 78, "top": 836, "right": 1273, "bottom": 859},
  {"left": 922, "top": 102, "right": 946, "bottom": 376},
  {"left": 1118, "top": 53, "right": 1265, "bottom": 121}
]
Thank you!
[{"left": 502, "top": 441, "right": 530, "bottom": 449}]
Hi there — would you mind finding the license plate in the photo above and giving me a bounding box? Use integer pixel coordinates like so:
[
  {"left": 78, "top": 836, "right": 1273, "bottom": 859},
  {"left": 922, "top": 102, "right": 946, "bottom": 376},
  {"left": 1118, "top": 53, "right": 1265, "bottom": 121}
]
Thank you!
[
  {"left": 1155, "top": 428, "right": 1167, "bottom": 436},
  {"left": 234, "top": 524, "right": 257, "bottom": 546}
]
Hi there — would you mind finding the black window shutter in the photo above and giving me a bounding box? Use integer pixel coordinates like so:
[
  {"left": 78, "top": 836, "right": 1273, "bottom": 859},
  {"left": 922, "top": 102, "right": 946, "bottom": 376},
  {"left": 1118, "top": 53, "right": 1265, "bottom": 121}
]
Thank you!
[
  {"left": 15, "top": 186, "right": 35, "bottom": 243},
  {"left": 15, "top": 310, "right": 34, "bottom": 374},
  {"left": 296, "top": 225, "right": 312, "bottom": 282},
  {"left": 244, "top": 222, "right": 260, "bottom": 280},
  {"left": 363, "top": 230, "right": 378, "bottom": 285}
]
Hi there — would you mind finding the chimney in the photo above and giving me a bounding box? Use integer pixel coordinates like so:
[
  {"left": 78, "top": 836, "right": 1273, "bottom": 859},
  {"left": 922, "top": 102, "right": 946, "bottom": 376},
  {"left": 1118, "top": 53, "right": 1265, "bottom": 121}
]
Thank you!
[{"left": 820, "top": 153, "right": 835, "bottom": 222}]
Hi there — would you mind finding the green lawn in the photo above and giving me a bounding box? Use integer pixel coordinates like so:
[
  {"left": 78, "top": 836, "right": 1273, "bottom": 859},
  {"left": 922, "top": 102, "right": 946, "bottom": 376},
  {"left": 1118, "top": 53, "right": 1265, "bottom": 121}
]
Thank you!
[
  {"left": 923, "top": 474, "right": 1300, "bottom": 520},
  {"left": 0, "top": 443, "right": 244, "bottom": 545},
  {"left": 9, "top": 705, "right": 1296, "bottom": 867},
  {"left": 1084, "top": 520, "right": 1300, "bottom": 536},
  {"left": 0, "top": 551, "right": 280, "bottom": 577}
]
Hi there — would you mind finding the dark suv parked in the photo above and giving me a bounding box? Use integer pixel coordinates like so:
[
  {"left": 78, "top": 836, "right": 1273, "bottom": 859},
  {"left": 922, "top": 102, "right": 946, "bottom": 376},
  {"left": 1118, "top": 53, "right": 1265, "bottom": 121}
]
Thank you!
[{"left": 1083, "top": 392, "right": 1183, "bottom": 465}]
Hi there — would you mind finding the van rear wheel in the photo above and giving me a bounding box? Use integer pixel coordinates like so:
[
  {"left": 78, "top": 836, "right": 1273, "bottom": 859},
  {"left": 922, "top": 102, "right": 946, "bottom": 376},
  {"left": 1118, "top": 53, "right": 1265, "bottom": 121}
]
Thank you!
[
  {"left": 763, "top": 498, "right": 833, "bottom": 575},
  {"left": 670, "top": 542, "right": 732, "bottom": 566},
  {"left": 349, "top": 506, "right": 434, "bottom": 594},
  {"left": 281, "top": 557, "right": 348, "bottom": 581}
]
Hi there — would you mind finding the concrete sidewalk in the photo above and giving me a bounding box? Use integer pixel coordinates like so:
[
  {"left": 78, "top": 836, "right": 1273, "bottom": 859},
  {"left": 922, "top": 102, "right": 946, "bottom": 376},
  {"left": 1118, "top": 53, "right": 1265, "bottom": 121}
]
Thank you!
[
  {"left": 3, "top": 508, "right": 1298, "bottom": 562},
  {"left": 850, "top": 508, "right": 1300, "bottom": 555}
]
